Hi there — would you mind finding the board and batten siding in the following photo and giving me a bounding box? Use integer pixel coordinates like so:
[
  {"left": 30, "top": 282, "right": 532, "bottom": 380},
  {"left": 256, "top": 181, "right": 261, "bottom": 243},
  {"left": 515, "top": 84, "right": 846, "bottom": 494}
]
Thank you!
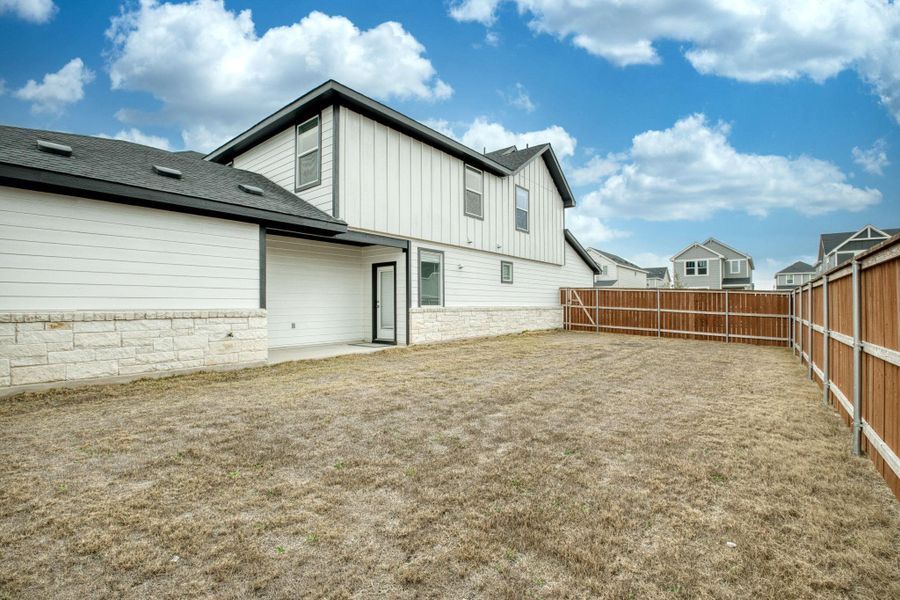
[
  {"left": 0, "top": 186, "right": 259, "bottom": 311},
  {"left": 265, "top": 235, "right": 407, "bottom": 348},
  {"left": 410, "top": 239, "right": 593, "bottom": 308},
  {"left": 339, "top": 107, "right": 566, "bottom": 266},
  {"left": 232, "top": 105, "right": 334, "bottom": 215}
]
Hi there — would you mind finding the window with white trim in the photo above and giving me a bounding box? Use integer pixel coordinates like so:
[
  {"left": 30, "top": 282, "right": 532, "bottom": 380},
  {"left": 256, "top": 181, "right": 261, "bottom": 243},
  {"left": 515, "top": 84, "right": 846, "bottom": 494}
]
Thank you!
[
  {"left": 515, "top": 186, "right": 529, "bottom": 232},
  {"left": 785, "top": 274, "right": 795, "bottom": 285},
  {"left": 296, "top": 115, "right": 320, "bottom": 190},
  {"left": 728, "top": 259, "right": 741, "bottom": 274},
  {"left": 685, "top": 260, "right": 708, "bottom": 276},
  {"left": 500, "top": 261, "right": 513, "bottom": 284},
  {"left": 419, "top": 250, "right": 443, "bottom": 306},
  {"left": 464, "top": 165, "right": 483, "bottom": 218}
]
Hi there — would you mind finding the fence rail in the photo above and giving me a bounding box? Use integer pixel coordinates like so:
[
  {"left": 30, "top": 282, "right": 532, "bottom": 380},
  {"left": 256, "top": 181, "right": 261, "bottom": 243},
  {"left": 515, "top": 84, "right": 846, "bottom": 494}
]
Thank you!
[
  {"left": 559, "top": 287, "right": 791, "bottom": 347},
  {"left": 792, "top": 235, "right": 900, "bottom": 500}
]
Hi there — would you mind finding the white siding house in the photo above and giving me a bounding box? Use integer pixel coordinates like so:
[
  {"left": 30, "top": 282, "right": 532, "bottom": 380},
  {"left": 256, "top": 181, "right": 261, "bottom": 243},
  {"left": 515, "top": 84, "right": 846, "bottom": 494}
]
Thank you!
[
  {"left": 587, "top": 248, "right": 648, "bottom": 288},
  {"left": 0, "top": 80, "right": 597, "bottom": 393},
  {"left": 671, "top": 238, "right": 754, "bottom": 290}
]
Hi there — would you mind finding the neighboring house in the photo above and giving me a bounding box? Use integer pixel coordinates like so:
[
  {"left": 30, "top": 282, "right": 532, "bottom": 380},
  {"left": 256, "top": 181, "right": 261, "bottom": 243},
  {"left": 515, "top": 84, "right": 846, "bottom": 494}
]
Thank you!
[
  {"left": 0, "top": 80, "right": 599, "bottom": 392},
  {"left": 645, "top": 267, "right": 671, "bottom": 288},
  {"left": 587, "top": 248, "right": 648, "bottom": 288},
  {"left": 774, "top": 261, "right": 816, "bottom": 289},
  {"left": 671, "top": 238, "right": 754, "bottom": 290},
  {"left": 816, "top": 225, "right": 900, "bottom": 273}
]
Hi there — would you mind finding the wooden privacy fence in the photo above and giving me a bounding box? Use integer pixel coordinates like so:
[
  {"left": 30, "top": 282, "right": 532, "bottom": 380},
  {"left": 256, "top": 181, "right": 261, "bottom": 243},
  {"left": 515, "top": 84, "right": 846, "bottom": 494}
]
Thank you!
[
  {"left": 792, "top": 235, "right": 900, "bottom": 500},
  {"left": 559, "top": 288, "right": 791, "bottom": 347}
]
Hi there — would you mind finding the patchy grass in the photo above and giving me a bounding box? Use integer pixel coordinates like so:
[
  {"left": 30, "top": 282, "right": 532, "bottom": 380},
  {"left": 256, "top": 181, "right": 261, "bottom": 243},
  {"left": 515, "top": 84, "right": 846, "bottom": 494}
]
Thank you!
[{"left": 1, "top": 331, "right": 898, "bottom": 599}]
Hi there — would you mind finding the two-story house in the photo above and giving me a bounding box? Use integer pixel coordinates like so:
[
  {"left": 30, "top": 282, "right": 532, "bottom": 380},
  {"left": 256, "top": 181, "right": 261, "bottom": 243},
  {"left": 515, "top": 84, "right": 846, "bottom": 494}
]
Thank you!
[
  {"left": 670, "top": 238, "right": 754, "bottom": 290},
  {"left": 587, "top": 248, "right": 648, "bottom": 288},
  {"left": 0, "top": 81, "right": 599, "bottom": 393},
  {"left": 816, "top": 225, "right": 900, "bottom": 273},
  {"left": 774, "top": 261, "right": 816, "bottom": 289},
  {"left": 644, "top": 267, "right": 671, "bottom": 288}
]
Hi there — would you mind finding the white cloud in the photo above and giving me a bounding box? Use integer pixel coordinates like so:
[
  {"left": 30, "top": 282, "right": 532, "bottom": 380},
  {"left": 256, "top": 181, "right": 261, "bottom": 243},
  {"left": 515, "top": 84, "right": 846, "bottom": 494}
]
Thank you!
[
  {"left": 106, "top": 1, "right": 452, "bottom": 151},
  {"left": 484, "top": 30, "right": 500, "bottom": 46},
  {"left": 852, "top": 139, "right": 890, "bottom": 176},
  {"left": 97, "top": 128, "right": 172, "bottom": 151},
  {"left": 450, "top": 0, "right": 500, "bottom": 26},
  {"left": 569, "top": 153, "right": 623, "bottom": 186},
  {"left": 503, "top": 83, "right": 535, "bottom": 112},
  {"left": 427, "top": 116, "right": 577, "bottom": 158},
  {"left": 449, "top": 0, "right": 900, "bottom": 123},
  {"left": 629, "top": 252, "right": 669, "bottom": 270},
  {"left": 14, "top": 58, "right": 94, "bottom": 114},
  {"left": 567, "top": 211, "right": 630, "bottom": 248},
  {"left": 0, "top": 0, "right": 56, "bottom": 23},
  {"left": 579, "top": 113, "right": 881, "bottom": 221}
]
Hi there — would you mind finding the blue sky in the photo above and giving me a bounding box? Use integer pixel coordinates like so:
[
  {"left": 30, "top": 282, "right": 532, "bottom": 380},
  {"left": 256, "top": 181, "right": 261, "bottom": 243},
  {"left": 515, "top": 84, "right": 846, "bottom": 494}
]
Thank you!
[{"left": 1, "top": 0, "right": 898, "bottom": 288}]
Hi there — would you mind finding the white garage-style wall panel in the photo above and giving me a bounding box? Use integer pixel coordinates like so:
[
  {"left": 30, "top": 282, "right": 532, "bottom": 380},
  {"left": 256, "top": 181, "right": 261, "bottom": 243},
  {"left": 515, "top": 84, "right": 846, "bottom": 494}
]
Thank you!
[
  {"left": 409, "top": 239, "right": 594, "bottom": 308},
  {"left": 0, "top": 187, "right": 259, "bottom": 310},
  {"left": 233, "top": 106, "right": 334, "bottom": 215},
  {"left": 266, "top": 235, "right": 367, "bottom": 348},
  {"left": 339, "top": 107, "right": 566, "bottom": 265}
]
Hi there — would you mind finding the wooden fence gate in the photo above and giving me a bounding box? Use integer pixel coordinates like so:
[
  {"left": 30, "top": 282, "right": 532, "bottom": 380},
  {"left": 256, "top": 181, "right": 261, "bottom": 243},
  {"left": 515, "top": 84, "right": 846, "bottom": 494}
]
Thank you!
[{"left": 559, "top": 288, "right": 791, "bottom": 347}]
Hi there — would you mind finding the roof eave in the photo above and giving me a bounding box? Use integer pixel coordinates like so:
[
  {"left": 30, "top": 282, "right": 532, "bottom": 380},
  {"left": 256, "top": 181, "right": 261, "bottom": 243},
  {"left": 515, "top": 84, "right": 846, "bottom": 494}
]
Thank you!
[
  {"left": 0, "top": 162, "right": 348, "bottom": 235},
  {"left": 565, "top": 230, "right": 601, "bottom": 275}
]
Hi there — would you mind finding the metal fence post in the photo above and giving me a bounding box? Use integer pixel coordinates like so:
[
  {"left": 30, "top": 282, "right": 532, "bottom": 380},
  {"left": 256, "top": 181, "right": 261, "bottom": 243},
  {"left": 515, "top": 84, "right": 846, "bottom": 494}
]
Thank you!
[
  {"left": 822, "top": 275, "right": 830, "bottom": 405},
  {"left": 852, "top": 261, "right": 863, "bottom": 456},
  {"left": 798, "top": 285, "right": 804, "bottom": 363},
  {"left": 656, "top": 288, "right": 661, "bottom": 337},
  {"left": 724, "top": 290, "right": 730, "bottom": 343},
  {"left": 807, "top": 284, "right": 813, "bottom": 380}
]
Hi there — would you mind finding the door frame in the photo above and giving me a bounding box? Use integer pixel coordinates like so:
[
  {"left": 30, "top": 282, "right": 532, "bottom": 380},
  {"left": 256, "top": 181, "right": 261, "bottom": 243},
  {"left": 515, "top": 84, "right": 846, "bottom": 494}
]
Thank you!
[{"left": 371, "top": 261, "right": 397, "bottom": 345}]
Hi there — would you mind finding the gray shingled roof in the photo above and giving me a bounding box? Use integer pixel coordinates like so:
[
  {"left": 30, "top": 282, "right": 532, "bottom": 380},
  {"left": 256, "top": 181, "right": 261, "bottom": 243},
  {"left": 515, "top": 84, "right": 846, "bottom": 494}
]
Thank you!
[
  {"left": 645, "top": 267, "right": 669, "bottom": 280},
  {"left": 485, "top": 144, "right": 549, "bottom": 171},
  {"left": 722, "top": 277, "right": 752, "bottom": 285},
  {"left": 776, "top": 261, "right": 815, "bottom": 275},
  {"left": 820, "top": 228, "right": 900, "bottom": 255},
  {"left": 589, "top": 248, "right": 646, "bottom": 272},
  {"left": 0, "top": 125, "right": 344, "bottom": 230},
  {"left": 594, "top": 280, "right": 618, "bottom": 287}
]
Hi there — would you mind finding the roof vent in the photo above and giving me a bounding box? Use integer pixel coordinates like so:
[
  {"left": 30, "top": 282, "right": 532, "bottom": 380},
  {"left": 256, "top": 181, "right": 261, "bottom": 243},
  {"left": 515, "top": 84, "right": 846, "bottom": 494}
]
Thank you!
[
  {"left": 153, "top": 165, "right": 182, "bottom": 179},
  {"left": 238, "top": 183, "right": 264, "bottom": 196},
  {"left": 36, "top": 140, "right": 72, "bottom": 157}
]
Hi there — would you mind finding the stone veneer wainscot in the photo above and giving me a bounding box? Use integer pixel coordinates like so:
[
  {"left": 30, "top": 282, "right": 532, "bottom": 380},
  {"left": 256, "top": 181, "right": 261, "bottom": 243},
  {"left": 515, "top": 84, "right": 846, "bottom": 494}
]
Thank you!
[
  {"left": 409, "top": 306, "right": 562, "bottom": 344},
  {"left": 0, "top": 310, "right": 267, "bottom": 391}
]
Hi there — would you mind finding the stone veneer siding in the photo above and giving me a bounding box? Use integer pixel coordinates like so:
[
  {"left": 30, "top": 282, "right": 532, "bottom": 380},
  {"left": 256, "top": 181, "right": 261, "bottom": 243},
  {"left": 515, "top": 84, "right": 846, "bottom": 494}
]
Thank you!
[
  {"left": 409, "top": 306, "right": 562, "bottom": 344},
  {"left": 0, "top": 310, "right": 267, "bottom": 391}
]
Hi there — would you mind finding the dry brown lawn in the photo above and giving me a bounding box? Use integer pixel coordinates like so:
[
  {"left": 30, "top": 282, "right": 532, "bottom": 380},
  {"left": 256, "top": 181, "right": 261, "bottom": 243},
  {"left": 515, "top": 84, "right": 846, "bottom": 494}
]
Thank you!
[{"left": 1, "top": 331, "right": 899, "bottom": 599}]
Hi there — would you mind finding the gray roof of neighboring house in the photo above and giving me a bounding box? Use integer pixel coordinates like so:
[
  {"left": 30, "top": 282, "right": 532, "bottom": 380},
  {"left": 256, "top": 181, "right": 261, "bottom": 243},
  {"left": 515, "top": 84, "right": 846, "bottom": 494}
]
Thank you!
[
  {"left": 776, "top": 261, "right": 816, "bottom": 275},
  {"left": 589, "top": 248, "right": 647, "bottom": 272},
  {"left": 485, "top": 144, "right": 548, "bottom": 171},
  {"left": 564, "top": 229, "right": 601, "bottom": 275},
  {"left": 594, "top": 280, "right": 618, "bottom": 287},
  {"left": 722, "top": 277, "right": 753, "bottom": 285},
  {"left": 819, "top": 228, "right": 900, "bottom": 256},
  {"left": 205, "top": 80, "right": 576, "bottom": 207},
  {"left": 0, "top": 124, "right": 345, "bottom": 234},
  {"left": 645, "top": 267, "right": 669, "bottom": 280}
]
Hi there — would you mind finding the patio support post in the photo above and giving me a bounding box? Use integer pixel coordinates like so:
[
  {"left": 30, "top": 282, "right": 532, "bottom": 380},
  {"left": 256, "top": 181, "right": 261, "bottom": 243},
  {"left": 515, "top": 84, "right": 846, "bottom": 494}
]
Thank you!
[
  {"left": 822, "top": 275, "right": 830, "bottom": 406},
  {"left": 852, "top": 261, "right": 863, "bottom": 456}
]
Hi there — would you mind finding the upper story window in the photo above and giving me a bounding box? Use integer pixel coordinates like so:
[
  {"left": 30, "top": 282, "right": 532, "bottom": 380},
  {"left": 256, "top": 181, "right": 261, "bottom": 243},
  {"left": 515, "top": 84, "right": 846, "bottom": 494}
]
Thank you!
[
  {"left": 464, "top": 165, "right": 483, "bottom": 219},
  {"left": 728, "top": 259, "right": 742, "bottom": 274},
  {"left": 785, "top": 274, "right": 795, "bottom": 285},
  {"left": 515, "top": 185, "right": 529, "bottom": 232},
  {"left": 419, "top": 249, "right": 443, "bottom": 306},
  {"left": 296, "top": 115, "right": 320, "bottom": 191},
  {"left": 685, "top": 260, "right": 708, "bottom": 276}
]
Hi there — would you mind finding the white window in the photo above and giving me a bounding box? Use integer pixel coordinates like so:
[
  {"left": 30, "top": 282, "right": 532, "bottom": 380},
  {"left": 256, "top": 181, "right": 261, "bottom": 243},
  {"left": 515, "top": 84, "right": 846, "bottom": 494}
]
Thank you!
[
  {"left": 785, "top": 274, "right": 795, "bottom": 285},
  {"left": 464, "top": 165, "right": 483, "bottom": 219},
  {"left": 728, "top": 259, "right": 741, "bottom": 274},
  {"left": 296, "top": 115, "right": 320, "bottom": 190},
  {"left": 685, "top": 260, "right": 708, "bottom": 276},
  {"left": 500, "top": 261, "right": 513, "bottom": 284},
  {"left": 419, "top": 249, "right": 443, "bottom": 306},
  {"left": 515, "top": 186, "right": 529, "bottom": 232}
]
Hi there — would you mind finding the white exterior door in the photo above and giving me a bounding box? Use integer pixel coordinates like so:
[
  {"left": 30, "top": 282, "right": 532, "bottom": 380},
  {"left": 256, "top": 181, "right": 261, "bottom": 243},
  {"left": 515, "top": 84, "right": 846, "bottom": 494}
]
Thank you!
[{"left": 374, "top": 264, "right": 395, "bottom": 342}]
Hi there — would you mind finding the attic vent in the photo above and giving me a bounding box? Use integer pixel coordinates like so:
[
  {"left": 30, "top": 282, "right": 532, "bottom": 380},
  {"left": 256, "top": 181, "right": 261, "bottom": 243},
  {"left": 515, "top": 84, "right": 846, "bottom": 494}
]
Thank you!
[
  {"left": 501, "top": 146, "right": 516, "bottom": 156},
  {"left": 36, "top": 140, "right": 72, "bottom": 157},
  {"left": 153, "top": 165, "right": 182, "bottom": 179},
  {"left": 238, "top": 183, "right": 263, "bottom": 196}
]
